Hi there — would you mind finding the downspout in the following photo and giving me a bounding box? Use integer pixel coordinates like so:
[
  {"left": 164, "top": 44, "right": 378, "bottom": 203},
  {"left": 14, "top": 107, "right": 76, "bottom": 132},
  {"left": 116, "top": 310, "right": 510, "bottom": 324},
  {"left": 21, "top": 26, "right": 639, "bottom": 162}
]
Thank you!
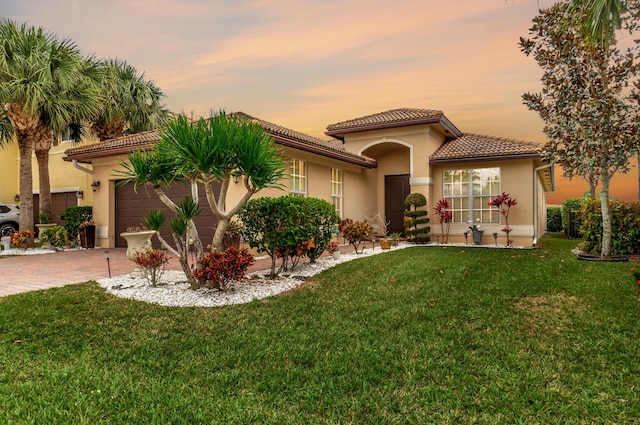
[
  {"left": 72, "top": 160, "right": 93, "bottom": 175},
  {"left": 532, "top": 163, "right": 554, "bottom": 246}
]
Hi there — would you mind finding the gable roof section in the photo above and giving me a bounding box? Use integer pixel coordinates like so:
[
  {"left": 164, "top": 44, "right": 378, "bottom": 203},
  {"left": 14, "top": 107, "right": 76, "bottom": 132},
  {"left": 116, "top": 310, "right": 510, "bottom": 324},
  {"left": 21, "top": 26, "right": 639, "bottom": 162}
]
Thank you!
[
  {"left": 325, "top": 108, "right": 463, "bottom": 140},
  {"left": 64, "top": 113, "right": 377, "bottom": 168},
  {"left": 429, "top": 133, "right": 543, "bottom": 163},
  {"left": 233, "top": 112, "right": 376, "bottom": 168}
]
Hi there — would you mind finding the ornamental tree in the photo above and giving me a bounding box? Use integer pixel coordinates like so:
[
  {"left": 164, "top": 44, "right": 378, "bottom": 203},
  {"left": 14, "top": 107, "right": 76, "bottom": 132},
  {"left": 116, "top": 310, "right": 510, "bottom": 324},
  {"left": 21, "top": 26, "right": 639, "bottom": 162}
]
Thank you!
[
  {"left": 520, "top": 2, "right": 640, "bottom": 257},
  {"left": 118, "top": 111, "right": 285, "bottom": 287}
]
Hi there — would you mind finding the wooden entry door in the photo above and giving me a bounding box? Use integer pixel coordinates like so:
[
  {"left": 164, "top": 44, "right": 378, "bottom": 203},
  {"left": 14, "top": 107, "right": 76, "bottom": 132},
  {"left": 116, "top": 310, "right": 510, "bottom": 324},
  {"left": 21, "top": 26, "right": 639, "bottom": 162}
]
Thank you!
[{"left": 385, "top": 174, "right": 410, "bottom": 234}]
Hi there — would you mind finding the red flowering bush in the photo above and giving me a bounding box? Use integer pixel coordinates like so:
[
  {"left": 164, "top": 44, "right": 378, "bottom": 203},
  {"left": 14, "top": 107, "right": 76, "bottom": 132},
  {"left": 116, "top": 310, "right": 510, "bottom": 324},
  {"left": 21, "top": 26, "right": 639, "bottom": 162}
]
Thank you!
[
  {"left": 488, "top": 192, "right": 518, "bottom": 246},
  {"left": 134, "top": 249, "right": 170, "bottom": 286},
  {"left": 193, "top": 247, "right": 254, "bottom": 290}
]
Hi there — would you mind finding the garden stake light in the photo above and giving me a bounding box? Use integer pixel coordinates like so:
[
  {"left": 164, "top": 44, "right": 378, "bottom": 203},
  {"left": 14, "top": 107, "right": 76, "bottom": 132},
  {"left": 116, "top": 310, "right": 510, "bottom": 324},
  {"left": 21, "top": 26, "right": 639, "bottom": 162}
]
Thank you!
[
  {"left": 463, "top": 231, "right": 468, "bottom": 245},
  {"left": 493, "top": 232, "right": 498, "bottom": 246},
  {"left": 104, "top": 250, "right": 111, "bottom": 278}
]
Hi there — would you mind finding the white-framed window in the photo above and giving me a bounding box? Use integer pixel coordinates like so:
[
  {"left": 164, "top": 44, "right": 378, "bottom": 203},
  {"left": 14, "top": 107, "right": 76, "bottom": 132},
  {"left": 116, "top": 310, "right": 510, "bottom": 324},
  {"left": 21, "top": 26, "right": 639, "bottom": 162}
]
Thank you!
[
  {"left": 290, "top": 159, "right": 306, "bottom": 197},
  {"left": 443, "top": 167, "right": 500, "bottom": 223},
  {"left": 331, "top": 168, "right": 342, "bottom": 218}
]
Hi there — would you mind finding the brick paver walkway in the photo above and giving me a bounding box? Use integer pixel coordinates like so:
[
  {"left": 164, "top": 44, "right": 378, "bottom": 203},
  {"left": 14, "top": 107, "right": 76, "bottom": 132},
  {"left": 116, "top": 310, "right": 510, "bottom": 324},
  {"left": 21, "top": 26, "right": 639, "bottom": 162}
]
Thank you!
[{"left": 0, "top": 248, "right": 277, "bottom": 298}]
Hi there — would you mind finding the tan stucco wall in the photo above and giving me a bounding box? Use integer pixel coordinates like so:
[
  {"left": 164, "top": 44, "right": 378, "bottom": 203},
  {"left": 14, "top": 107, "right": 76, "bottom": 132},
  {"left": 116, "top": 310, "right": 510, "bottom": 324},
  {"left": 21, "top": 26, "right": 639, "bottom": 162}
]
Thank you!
[
  {"left": 0, "top": 143, "right": 19, "bottom": 204},
  {"left": 0, "top": 138, "right": 96, "bottom": 206},
  {"left": 89, "top": 147, "right": 376, "bottom": 248},
  {"left": 431, "top": 158, "right": 541, "bottom": 246}
]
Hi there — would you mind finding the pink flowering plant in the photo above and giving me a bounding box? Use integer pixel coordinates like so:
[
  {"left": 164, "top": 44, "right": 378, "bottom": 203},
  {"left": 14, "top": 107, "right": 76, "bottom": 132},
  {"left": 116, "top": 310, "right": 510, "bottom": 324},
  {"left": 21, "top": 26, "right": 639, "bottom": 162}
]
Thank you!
[
  {"left": 488, "top": 192, "right": 518, "bottom": 246},
  {"left": 434, "top": 198, "right": 452, "bottom": 244}
]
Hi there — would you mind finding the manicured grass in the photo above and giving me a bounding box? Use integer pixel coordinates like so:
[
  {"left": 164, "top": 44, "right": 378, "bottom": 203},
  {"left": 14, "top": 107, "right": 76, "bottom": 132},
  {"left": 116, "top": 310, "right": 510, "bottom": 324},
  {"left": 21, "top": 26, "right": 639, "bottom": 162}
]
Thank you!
[{"left": 1, "top": 235, "right": 639, "bottom": 423}]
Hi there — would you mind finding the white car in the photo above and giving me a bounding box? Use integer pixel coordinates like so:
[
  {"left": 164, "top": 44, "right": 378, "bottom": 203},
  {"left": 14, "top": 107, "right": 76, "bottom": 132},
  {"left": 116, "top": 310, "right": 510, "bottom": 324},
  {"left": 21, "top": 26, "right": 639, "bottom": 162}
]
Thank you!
[{"left": 0, "top": 203, "right": 20, "bottom": 237}]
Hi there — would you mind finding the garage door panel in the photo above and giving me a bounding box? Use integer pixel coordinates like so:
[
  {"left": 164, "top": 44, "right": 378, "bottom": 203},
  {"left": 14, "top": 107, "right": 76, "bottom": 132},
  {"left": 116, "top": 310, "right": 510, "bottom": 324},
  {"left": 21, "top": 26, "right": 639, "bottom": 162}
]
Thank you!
[{"left": 115, "top": 181, "right": 220, "bottom": 248}]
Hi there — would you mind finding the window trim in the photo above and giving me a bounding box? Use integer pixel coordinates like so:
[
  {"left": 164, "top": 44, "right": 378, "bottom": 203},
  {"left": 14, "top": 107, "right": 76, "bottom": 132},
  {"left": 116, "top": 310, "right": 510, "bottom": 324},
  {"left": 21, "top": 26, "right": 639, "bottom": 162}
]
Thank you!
[
  {"left": 443, "top": 167, "right": 501, "bottom": 224},
  {"left": 331, "top": 168, "right": 343, "bottom": 218},
  {"left": 290, "top": 159, "right": 307, "bottom": 197}
]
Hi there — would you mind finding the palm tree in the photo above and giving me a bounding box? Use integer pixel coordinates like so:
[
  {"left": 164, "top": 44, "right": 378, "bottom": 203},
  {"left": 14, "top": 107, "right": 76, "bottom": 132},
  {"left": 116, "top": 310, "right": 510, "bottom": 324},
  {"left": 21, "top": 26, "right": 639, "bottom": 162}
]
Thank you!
[
  {"left": 0, "top": 21, "right": 101, "bottom": 231},
  {"left": 92, "top": 59, "right": 170, "bottom": 141}
]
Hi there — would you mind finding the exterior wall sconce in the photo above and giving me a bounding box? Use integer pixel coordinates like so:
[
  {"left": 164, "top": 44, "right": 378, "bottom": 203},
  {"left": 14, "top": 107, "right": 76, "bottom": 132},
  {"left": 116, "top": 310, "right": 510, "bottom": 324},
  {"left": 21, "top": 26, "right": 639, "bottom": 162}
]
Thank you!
[
  {"left": 76, "top": 190, "right": 84, "bottom": 200},
  {"left": 90, "top": 181, "right": 101, "bottom": 192},
  {"left": 14, "top": 194, "right": 20, "bottom": 203},
  {"left": 232, "top": 175, "right": 240, "bottom": 184}
]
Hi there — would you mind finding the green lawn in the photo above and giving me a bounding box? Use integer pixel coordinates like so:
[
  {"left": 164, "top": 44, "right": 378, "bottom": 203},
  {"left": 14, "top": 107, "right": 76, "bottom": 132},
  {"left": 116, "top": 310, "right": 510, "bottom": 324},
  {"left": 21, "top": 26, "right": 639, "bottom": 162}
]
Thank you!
[{"left": 1, "top": 235, "right": 638, "bottom": 424}]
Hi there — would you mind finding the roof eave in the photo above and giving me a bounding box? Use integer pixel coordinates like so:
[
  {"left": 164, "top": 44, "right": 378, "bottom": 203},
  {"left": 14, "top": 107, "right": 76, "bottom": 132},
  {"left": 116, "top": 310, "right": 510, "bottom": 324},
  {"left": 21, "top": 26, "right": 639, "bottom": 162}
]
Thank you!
[
  {"left": 273, "top": 134, "right": 377, "bottom": 168},
  {"left": 429, "top": 153, "right": 542, "bottom": 164}
]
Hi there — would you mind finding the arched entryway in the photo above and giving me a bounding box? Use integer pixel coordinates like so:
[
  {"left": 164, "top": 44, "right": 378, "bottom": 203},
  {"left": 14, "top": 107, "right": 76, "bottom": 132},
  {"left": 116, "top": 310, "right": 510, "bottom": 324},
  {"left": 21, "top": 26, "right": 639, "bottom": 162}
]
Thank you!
[{"left": 360, "top": 140, "right": 412, "bottom": 234}]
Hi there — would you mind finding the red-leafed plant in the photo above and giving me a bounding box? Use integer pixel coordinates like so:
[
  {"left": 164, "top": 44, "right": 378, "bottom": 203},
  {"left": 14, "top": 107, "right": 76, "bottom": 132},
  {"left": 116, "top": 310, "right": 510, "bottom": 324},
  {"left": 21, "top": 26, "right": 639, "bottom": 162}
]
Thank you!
[
  {"left": 434, "top": 198, "right": 452, "bottom": 244},
  {"left": 631, "top": 263, "right": 640, "bottom": 294},
  {"left": 342, "top": 221, "right": 373, "bottom": 254},
  {"left": 193, "top": 247, "right": 255, "bottom": 290},
  {"left": 134, "top": 249, "right": 170, "bottom": 286},
  {"left": 488, "top": 192, "right": 518, "bottom": 246},
  {"left": 10, "top": 230, "right": 34, "bottom": 249}
]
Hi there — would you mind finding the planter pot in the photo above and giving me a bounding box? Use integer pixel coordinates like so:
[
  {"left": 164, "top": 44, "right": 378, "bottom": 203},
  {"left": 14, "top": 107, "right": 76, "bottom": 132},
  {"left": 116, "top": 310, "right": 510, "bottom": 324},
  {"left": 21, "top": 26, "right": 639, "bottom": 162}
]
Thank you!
[
  {"left": 120, "top": 230, "right": 156, "bottom": 277},
  {"left": 1, "top": 236, "right": 11, "bottom": 251},
  {"left": 35, "top": 223, "right": 56, "bottom": 237},
  {"left": 472, "top": 230, "right": 484, "bottom": 245},
  {"left": 379, "top": 239, "right": 393, "bottom": 250},
  {"left": 79, "top": 225, "right": 96, "bottom": 249},
  {"left": 331, "top": 250, "right": 341, "bottom": 260}
]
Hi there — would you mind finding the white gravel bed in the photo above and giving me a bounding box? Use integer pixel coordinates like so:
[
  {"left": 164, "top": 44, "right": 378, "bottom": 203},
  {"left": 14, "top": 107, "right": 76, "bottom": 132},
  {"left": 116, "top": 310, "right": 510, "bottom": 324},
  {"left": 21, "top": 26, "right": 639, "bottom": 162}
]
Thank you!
[
  {"left": 0, "top": 247, "right": 57, "bottom": 256},
  {"left": 97, "top": 244, "right": 411, "bottom": 308}
]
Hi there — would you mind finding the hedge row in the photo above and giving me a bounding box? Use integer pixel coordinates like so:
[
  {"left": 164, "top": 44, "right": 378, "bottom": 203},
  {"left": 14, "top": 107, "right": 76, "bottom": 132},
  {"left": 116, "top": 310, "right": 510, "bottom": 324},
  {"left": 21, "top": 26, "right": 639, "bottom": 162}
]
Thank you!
[{"left": 578, "top": 199, "right": 640, "bottom": 255}]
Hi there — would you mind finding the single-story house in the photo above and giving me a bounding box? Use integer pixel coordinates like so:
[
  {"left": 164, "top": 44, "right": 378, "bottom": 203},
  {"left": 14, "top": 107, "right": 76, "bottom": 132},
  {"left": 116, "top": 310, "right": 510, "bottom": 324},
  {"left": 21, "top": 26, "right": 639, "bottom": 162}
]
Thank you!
[{"left": 60, "top": 107, "right": 553, "bottom": 248}]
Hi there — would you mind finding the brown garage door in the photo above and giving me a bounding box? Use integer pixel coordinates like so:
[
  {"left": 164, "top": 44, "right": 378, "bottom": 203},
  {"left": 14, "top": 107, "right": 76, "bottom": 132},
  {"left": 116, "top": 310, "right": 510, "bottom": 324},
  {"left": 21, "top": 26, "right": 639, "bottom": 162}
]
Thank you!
[
  {"left": 33, "top": 192, "right": 77, "bottom": 229},
  {"left": 115, "top": 181, "right": 220, "bottom": 248}
]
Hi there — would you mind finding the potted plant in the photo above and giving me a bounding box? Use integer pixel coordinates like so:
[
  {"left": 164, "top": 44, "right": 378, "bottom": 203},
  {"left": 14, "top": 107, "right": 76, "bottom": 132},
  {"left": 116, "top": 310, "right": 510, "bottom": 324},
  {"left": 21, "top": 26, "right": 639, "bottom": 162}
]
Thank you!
[
  {"left": 35, "top": 212, "right": 56, "bottom": 237},
  {"left": 120, "top": 225, "right": 157, "bottom": 276},
  {"left": 468, "top": 222, "right": 484, "bottom": 245},
  {"left": 327, "top": 240, "right": 340, "bottom": 260},
  {"left": 365, "top": 212, "right": 393, "bottom": 250},
  {"left": 78, "top": 220, "right": 96, "bottom": 249}
]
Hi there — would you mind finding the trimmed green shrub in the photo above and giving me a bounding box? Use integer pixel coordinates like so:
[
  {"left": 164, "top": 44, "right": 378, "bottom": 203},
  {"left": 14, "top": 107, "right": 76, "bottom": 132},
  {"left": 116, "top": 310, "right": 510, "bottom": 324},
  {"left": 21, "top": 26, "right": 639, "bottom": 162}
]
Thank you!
[
  {"left": 562, "top": 198, "right": 584, "bottom": 238},
  {"left": 546, "top": 206, "right": 563, "bottom": 232},
  {"left": 63, "top": 206, "right": 92, "bottom": 240},
  {"left": 578, "top": 199, "right": 640, "bottom": 255},
  {"left": 303, "top": 198, "right": 340, "bottom": 263},
  {"left": 239, "top": 196, "right": 338, "bottom": 278},
  {"left": 40, "top": 225, "right": 69, "bottom": 248},
  {"left": 404, "top": 193, "right": 430, "bottom": 243}
]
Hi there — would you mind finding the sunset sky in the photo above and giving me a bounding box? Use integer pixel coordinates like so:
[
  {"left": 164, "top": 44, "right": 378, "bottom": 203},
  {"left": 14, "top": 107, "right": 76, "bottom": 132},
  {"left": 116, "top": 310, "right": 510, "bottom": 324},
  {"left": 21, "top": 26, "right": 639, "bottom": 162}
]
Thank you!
[{"left": 3, "top": 0, "right": 638, "bottom": 203}]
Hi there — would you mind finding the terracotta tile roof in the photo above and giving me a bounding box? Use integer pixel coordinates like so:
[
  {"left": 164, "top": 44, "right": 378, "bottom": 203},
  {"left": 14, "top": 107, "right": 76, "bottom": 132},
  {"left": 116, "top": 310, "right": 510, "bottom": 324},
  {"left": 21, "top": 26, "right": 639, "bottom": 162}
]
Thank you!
[
  {"left": 325, "top": 108, "right": 462, "bottom": 139},
  {"left": 64, "top": 114, "right": 377, "bottom": 168},
  {"left": 233, "top": 112, "right": 345, "bottom": 151},
  {"left": 430, "top": 133, "right": 543, "bottom": 163},
  {"left": 63, "top": 130, "right": 159, "bottom": 159},
  {"left": 234, "top": 112, "right": 376, "bottom": 168}
]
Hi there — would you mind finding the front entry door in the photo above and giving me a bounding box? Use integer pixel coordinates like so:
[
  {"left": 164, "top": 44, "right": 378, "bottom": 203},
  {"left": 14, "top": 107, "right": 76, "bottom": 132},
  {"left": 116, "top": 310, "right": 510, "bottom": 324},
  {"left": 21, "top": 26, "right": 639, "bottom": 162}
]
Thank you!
[{"left": 385, "top": 174, "right": 410, "bottom": 234}]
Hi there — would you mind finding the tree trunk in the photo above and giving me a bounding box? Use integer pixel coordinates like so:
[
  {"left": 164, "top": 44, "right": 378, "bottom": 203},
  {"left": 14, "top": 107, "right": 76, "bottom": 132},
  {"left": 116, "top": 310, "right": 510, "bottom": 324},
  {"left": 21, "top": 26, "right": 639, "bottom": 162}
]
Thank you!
[
  {"left": 18, "top": 135, "right": 35, "bottom": 234},
  {"left": 92, "top": 119, "right": 124, "bottom": 141},
  {"left": 211, "top": 218, "right": 230, "bottom": 252},
  {"left": 34, "top": 124, "right": 54, "bottom": 220},
  {"left": 637, "top": 154, "right": 639, "bottom": 200},
  {"left": 600, "top": 175, "right": 612, "bottom": 257}
]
